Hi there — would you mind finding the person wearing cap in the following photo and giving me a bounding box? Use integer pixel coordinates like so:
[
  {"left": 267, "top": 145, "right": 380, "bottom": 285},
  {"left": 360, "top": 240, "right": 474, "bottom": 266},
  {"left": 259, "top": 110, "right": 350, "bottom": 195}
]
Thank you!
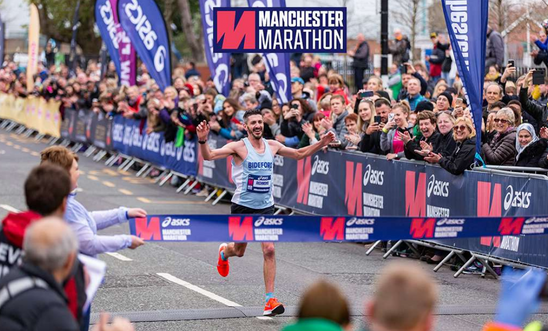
[
  {"left": 291, "top": 76, "right": 317, "bottom": 111},
  {"left": 435, "top": 91, "right": 453, "bottom": 112},
  {"left": 425, "top": 33, "right": 447, "bottom": 84}
]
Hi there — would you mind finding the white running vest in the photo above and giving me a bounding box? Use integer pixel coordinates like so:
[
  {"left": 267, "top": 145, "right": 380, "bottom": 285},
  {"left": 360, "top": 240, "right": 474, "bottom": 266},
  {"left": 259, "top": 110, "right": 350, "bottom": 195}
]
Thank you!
[{"left": 231, "top": 138, "right": 275, "bottom": 209}]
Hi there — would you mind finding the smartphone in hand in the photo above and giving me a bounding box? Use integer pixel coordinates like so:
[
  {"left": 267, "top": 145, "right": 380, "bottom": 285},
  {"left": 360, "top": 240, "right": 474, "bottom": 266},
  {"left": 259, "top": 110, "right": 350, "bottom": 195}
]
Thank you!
[{"left": 359, "top": 90, "right": 374, "bottom": 98}]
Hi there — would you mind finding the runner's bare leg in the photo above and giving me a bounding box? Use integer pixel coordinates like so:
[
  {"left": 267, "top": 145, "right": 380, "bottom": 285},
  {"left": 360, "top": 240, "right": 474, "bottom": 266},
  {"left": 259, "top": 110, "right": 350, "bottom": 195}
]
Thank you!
[
  {"left": 262, "top": 242, "right": 275, "bottom": 293},
  {"left": 224, "top": 242, "right": 247, "bottom": 258}
]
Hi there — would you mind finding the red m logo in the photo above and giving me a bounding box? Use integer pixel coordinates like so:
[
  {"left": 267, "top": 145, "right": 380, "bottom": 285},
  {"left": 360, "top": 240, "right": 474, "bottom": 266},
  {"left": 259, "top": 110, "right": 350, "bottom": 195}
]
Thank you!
[
  {"left": 135, "top": 217, "right": 161, "bottom": 241},
  {"left": 216, "top": 11, "right": 256, "bottom": 49},
  {"left": 229, "top": 216, "right": 254, "bottom": 241},
  {"left": 345, "top": 161, "right": 363, "bottom": 216},
  {"left": 477, "top": 181, "right": 502, "bottom": 247},
  {"left": 320, "top": 217, "right": 345, "bottom": 241},
  {"left": 405, "top": 171, "right": 426, "bottom": 217},
  {"left": 296, "top": 157, "right": 311, "bottom": 205},
  {"left": 499, "top": 218, "right": 525, "bottom": 235},
  {"left": 410, "top": 218, "right": 435, "bottom": 239}
]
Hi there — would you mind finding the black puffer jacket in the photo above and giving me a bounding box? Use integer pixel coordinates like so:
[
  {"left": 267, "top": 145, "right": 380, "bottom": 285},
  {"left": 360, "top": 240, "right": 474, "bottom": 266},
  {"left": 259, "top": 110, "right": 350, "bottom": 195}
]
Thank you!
[
  {"left": 281, "top": 118, "right": 305, "bottom": 139},
  {"left": 439, "top": 138, "right": 476, "bottom": 175},
  {"left": 482, "top": 128, "right": 517, "bottom": 165},
  {"left": 0, "top": 263, "right": 79, "bottom": 331},
  {"left": 515, "top": 139, "right": 548, "bottom": 167},
  {"left": 359, "top": 131, "right": 385, "bottom": 155},
  {"left": 435, "top": 130, "right": 457, "bottom": 157}
]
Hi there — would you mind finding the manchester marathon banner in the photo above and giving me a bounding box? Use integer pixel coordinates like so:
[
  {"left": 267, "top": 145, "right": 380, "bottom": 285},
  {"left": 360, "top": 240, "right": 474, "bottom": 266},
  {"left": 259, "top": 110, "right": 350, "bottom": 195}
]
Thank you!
[{"left": 129, "top": 214, "right": 548, "bottom": 243}]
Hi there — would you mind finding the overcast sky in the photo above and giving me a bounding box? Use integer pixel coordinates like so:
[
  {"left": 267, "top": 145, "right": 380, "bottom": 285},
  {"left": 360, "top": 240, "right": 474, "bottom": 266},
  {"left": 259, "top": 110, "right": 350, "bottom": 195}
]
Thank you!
[{"left": 4, "top": 0, "right": 432, "bottom": 40}]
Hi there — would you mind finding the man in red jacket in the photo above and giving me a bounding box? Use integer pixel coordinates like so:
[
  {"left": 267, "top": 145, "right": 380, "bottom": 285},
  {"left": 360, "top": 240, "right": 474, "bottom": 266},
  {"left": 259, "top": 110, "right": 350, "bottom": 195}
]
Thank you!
[{"left": 0, "top": 163, "right": 86, "bottom": 326}]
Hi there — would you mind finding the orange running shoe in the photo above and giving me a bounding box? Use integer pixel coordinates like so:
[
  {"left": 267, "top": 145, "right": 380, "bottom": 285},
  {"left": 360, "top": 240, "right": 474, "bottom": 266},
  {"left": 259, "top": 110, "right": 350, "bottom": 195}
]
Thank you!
[
  {"left": 263, "top": 297, "right": 285, "bottom": 316},
  {"left": 217, "top": 243, "right": 229, "bottom": 277}
]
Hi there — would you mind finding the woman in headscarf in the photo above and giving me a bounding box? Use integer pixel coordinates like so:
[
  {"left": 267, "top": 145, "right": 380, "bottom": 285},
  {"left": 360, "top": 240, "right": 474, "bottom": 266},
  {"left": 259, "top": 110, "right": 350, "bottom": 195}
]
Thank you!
[{"left": 514, "top": 123, "right": 548, "bottom": 167}]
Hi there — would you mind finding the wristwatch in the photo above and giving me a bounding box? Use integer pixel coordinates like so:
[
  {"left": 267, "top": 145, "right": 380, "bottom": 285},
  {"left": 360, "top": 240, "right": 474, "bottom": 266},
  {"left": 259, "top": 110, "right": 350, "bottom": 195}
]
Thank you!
[{"left": 198, "top": 140, "right": 207, "bottom": 144}]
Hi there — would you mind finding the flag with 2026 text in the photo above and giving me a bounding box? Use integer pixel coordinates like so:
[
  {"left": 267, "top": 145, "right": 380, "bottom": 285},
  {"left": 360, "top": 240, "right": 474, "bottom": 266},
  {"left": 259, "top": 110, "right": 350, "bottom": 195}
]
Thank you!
[
  {"left": 118, "top": 0, "right": 171, "bottom": 91},
  {"left": 442, "top": 0, "right": 488, "bottom": 155},
  {"left": 247, "top": 0, "right": 291, "bottom": 104},
  {"left": 200, "top": 0, "right": 231, "bottom": 97}
]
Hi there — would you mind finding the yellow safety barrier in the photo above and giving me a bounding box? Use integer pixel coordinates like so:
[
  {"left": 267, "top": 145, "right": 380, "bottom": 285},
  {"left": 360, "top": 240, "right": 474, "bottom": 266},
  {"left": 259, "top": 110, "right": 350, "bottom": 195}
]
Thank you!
[{"left": 0, "top": 93, "right": 61, "bottom": 138}]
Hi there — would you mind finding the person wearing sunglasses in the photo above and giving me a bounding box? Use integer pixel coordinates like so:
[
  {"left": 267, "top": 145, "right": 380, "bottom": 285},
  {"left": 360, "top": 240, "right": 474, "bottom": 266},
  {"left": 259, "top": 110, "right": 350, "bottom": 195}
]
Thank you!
[
  {"left": 481, "top": 108, "right": 517, "bottom": 165},
  {"left": 424, "top": 117, "right": 476, "bottom": 175}
]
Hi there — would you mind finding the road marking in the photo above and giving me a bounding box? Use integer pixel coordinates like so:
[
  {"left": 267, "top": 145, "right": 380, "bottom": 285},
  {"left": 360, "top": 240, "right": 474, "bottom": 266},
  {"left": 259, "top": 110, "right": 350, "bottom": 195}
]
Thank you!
[
  {"left": 136, "top": 197, "right": 208, "bottom": 205},
  {"left": 102, "top": 181, "right": 116, "bottom": 188},
  {"left": 89, "top": 170, "right": 100, "bottom": 175},
  {"left": 103, "top": 169, "right": 119, "bottom": 176},
  {"left": 118, "top": 189, "right": 133, "bottom": 195},
  {"left": 0, "top": 204, "right": 20, "bottom": 213},
  {"left": 106, "top": 252, "right": 133, "bottom": 261},
  {"left": 79, "top": 171, "right": 86, "bottom": 175},
  {"left": 6, "top": 141, "right": 12, "bottom": 146},
  {"left": 22, "top": 147, "right": 30, "bottom": 153},
  {"left": 30, "top": 151, "right": 39, "bottom": 157},
  {"left": 88, "top": 175, "right": 99, "bottom": 181},
  {"left": 13, "top": 145, "right": 20, "bottom": 149},
  {"left": 157, "top": 273, "right": 242, "bottom": 307}
]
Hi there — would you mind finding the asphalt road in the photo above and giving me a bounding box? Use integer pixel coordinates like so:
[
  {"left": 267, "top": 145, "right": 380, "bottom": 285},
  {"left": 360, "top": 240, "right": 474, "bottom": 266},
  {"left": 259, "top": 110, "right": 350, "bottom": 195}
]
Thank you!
[{"left": 1, "top": 126, "right": 548, "bottom": 331}]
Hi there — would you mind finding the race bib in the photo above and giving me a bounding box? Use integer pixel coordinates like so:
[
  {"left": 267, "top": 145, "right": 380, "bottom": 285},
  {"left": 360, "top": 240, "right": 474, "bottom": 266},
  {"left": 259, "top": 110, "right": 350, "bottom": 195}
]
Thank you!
[{"left": 247, "top": 174, "right": 271, "bottom": 193}]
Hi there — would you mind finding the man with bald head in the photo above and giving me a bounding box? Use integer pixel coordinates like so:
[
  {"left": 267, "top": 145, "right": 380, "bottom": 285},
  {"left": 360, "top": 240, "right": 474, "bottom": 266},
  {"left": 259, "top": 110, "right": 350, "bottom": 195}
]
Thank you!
[
  {"left": 348, "top": 33, "right": 370, "bottom": 93},
  {"left": 0, "top": 218, "right": 80, "bottom": 331},
  {"left": 389, "top": 28, "right": 410, "bottom": 65}
]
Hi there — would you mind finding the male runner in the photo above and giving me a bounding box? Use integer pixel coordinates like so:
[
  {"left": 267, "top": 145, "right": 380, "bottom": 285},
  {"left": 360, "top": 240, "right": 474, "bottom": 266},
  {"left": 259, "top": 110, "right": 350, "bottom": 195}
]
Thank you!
[{"left": 196, "top": 109, "right": 335, "bottom": 316}]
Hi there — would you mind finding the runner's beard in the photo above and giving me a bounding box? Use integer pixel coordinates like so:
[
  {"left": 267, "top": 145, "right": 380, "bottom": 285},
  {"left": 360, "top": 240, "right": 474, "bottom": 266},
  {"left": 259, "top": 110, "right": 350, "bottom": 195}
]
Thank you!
[{"left": 249, "top": 127, "right": 264, "bottom": 140}]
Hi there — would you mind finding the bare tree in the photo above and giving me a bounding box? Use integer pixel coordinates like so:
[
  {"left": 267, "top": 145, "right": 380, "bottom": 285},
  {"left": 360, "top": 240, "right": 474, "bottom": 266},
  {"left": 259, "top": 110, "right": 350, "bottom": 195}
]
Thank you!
[
  {"left": 392, "top": 0, "right": 421, "bottom": 60},
  {"left": 428, "top": 0, "right": 446, "bottom": 34},
  {"left": 177, "top": 0, "right": 204, "bottom": 62}
]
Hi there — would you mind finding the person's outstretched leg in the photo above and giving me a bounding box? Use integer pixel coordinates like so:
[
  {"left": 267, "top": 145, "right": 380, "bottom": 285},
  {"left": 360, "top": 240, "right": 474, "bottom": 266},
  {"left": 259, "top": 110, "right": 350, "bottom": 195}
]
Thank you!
[
  {"left": 217, "top": 243, "right": 247, "bottom": 277},
  {"left": 262, "top": 242, "right": 284, "bottom": 316}
]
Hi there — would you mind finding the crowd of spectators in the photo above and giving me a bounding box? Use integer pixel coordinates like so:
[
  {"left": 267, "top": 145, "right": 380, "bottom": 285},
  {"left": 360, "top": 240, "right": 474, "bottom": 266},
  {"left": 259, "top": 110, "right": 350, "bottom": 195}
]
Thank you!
[{"left": 0, "top": 27, "right": 547, "bottom": 187}]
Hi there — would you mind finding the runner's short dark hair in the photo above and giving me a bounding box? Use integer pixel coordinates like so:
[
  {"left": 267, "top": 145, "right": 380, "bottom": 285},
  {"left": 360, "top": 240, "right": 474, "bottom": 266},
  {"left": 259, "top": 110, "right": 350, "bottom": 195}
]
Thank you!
[
  {"left": 243, "top": 109, "right": 263, "bottom": 123},
  {"left": 25, "top": 164, "right": 71, "bottom": 216}
]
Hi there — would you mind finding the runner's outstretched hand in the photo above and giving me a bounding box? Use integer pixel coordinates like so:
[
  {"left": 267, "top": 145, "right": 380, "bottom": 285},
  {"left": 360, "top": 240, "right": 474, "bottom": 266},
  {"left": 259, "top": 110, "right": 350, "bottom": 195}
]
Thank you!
[
  {"left": 197, "top": 120, "right": 210, "bottom": 141},
  {"left": 320, "top": 131, "right": 336, "bottom": 146}
]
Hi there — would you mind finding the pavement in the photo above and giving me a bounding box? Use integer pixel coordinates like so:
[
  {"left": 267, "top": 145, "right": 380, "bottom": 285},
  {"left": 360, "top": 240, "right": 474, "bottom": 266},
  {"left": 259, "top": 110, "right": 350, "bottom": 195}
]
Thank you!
[{"left": 1, "top": 126, "right": 548, "bottom": 331}]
